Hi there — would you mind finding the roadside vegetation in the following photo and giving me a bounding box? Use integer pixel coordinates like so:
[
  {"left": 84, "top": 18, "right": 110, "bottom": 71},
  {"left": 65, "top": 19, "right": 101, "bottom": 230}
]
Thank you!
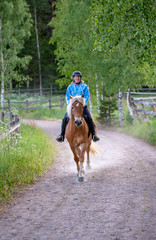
[
  {"left": 119, "top": 99, "right": 156, "bottom": 145},
  {"left": 0, "top": 123, "right": 56, "bottom": 204}
]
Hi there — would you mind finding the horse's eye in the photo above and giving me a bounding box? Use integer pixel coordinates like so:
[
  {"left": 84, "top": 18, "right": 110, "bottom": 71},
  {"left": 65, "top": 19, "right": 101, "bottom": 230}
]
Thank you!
[{"left": 71, "top": 107, "right": 74, "bottom": 110}]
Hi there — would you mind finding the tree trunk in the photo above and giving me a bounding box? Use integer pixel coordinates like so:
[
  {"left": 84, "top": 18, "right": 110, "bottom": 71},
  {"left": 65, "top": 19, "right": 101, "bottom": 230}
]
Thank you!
[
  {"left": 0, "top": 18, "right": 5, "bottom": 109},
  {"left": 89, "top": 88, "right": 93, "bottom": 114},
  {"left": 101, "top": 82, "right": 104, "bottom": 101},
  {"left": 118, "top": 89, "right": 123, "bottom": 127},
  {"left": 34, "top": 2, "right": 42, "bottom": 96},
  {"left": 95, "top": 74, "right": 100, "bottom": 114},
  {"left": 87, "top": 73, "right": 93, "bottom": 114}
]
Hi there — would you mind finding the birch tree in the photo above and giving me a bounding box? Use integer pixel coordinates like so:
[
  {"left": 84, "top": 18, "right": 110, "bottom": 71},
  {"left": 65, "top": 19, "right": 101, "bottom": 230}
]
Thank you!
[
  {"left": 34, "top": 0, "right": 42, "bottom": 96},
  {"left": 0, "top": 0, "right": 32, "bottom": 109},
  {"left": 0, "top": 18, "right": 4, "bottom": 108}
]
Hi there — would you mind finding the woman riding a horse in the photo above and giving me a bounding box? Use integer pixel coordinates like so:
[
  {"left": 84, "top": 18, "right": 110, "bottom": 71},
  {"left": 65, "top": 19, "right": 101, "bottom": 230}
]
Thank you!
[{"left": 56, "top": 70, "right": 100, "bottom": 143}]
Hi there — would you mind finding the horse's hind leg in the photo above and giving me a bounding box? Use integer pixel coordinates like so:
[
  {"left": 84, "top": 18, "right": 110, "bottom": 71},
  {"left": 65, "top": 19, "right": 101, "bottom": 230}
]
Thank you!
[
  {"left": 86, "top": 144, "right": 91, "bottom": 170},
  {"left": 86, "top": 150, "right": 91, "bottom": 170}
]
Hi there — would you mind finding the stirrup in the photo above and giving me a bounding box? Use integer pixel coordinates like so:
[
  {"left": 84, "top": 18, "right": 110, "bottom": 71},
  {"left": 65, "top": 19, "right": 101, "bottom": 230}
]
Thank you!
[
  {"left": 93, "top": 134, "right": 100, "bottom": 142},
  {"left": 56, "top": 134, "right": 64, "bottom": 142}
]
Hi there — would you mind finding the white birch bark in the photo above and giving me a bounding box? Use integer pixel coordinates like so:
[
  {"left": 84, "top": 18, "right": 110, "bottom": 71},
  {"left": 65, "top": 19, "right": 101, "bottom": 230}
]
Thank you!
[
  {"left": 95, "top": 74, "right": 100, "bottom": 114},
  {"left": 34, "top": 2, "right": 42, "bottom": 96},
  {"left": 118, "top": 89, "right": 123, "bottom": 127},
  {"left": 101, "top": 82, "right": 104, "bottom": 101},
  {"left": 89, "top": 88, "right": 93, "bottom": 114},
  {"left": 0, "top": 18, "right": 5, "bottom": 109}
]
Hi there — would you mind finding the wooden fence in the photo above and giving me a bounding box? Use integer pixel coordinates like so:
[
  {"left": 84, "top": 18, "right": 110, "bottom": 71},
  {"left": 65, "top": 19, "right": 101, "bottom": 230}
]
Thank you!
[
  {"left": 3, "top": 96, "right": 64, "bottom": 112},
  {"left": 127, "top": 89, "right": 156, "bottom": 122},
  {"left": 6, "top": 86, "right": 66, "bottom": 96},
  {"left": 0, "top": 112, "right": 21, "bottom": 141}
]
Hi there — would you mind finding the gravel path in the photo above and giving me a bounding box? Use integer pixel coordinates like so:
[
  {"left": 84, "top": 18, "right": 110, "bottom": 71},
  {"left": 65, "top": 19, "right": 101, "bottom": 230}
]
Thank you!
[{"left": 0, "top": 120, "right": 156, "bottom": 240}]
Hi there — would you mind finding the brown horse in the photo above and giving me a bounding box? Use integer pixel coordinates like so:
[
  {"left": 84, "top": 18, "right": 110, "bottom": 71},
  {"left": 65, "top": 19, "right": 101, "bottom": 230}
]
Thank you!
[{"left": 65, "top": 94, "right": 97, "bottom": 182}]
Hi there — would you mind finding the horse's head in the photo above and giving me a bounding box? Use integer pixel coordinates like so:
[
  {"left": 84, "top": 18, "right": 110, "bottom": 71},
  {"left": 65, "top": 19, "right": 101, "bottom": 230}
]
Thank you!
[{"left": 67, "top": 94, "right": 85, "bottom": 127}]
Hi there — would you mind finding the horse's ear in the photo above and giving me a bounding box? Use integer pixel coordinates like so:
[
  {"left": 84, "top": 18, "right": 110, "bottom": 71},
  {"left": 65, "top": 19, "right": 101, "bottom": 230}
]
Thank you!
[
  {"left": 81, "top": 94, "right": 84, "bottom": 98},
  {"left": 70, "top": 95, "right": 73, "bottom": 99}
]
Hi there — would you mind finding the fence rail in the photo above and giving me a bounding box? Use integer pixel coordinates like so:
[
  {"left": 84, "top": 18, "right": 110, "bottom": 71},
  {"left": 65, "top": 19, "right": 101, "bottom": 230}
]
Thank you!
[
  {"left": 4, "top": 96, "right": 64, "bottom": 112},
  {"left": 127, "top": 90, "right": 156, "bottom": 122},
  {"left": 0, "top": 112, "right": 21, "bottom": 141},
  {"left": 5, "top": 86, "right": 66, "bottom": 96}
]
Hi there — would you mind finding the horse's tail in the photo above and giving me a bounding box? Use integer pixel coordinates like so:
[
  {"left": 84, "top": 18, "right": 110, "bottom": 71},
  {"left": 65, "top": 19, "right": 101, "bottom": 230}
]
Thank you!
[{"left": 90, "top": 142, "right": 101, "bottom": 156}]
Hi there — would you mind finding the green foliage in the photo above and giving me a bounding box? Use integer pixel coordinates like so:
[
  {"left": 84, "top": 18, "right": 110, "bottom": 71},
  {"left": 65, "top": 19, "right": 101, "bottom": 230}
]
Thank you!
[
  {"left": 0, "top": 123, "right": 56, "bottom": 203},
  {"left": 49, "top": 0, "right": 102, "bottom": 87},
  {"left": 91, "top": 0, "right": 156, "bottom": 66},
  {"left": 0, "top": 0, "right": 33, "bottom": 87},
  {"left": 49, "top": 0, "right": 155, "bottom": 98}
]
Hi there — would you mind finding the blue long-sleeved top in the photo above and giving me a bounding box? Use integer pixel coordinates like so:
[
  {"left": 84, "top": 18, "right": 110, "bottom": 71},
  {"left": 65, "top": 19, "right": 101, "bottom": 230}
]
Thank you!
[{"left": 66, "top": 82, "right": 90, "bottom": 105}]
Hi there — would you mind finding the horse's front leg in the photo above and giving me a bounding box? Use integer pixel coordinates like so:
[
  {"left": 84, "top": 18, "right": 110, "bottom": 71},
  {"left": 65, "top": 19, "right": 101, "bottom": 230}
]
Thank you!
[
  {"left": 78, "top": 144, "right": 86, "bottom": 182},
  {"left": 70, "top": 144, "right": 80, "bottom": 173}
]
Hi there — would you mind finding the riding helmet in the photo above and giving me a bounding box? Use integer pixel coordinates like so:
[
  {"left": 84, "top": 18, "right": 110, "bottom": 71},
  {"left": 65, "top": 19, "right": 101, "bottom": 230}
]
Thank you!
[{"left": 72, "top": 71, "right": 82, "bottom": 77}]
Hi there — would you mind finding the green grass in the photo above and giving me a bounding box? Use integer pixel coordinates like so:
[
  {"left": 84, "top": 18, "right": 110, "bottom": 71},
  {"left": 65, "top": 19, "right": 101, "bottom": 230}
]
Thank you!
[
  {"left": 0, "top": 123, "right": 56, "bottom": 204},
  {"left": 116, "top": 98, "right": 156, "bottom": 145},
  {"left": 120, "top": 117, "right": 156, "bottom": 145},
  {"left": 19, "top": 106, "right": 66, "bottom": 120}
]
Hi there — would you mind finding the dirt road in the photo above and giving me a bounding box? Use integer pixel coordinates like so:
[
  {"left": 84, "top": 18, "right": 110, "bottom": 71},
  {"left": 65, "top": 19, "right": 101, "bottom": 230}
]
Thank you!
[{"left": 0, "top": 120, "right": 156, "bottom": 240}]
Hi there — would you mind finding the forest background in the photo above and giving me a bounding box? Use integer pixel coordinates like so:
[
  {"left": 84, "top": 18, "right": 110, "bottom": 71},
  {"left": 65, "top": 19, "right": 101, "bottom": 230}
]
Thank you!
[{"left": 0, "top": 0, "right": 156, "bottom": 112}]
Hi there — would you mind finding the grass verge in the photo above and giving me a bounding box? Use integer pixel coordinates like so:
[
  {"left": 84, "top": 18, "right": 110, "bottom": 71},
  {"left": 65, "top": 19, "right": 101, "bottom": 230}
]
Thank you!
[
  {"left": 19, "top": 106, "right": 66, "bottom": 120},
  {"left": 120, "top": 119, "right": 156, "bottom": 145},
  {"left": 116, "top": 98, "right": 156, "bottom": 145},
  {"left": 0, "top": 123, "right": 56, "bottom": 204}
]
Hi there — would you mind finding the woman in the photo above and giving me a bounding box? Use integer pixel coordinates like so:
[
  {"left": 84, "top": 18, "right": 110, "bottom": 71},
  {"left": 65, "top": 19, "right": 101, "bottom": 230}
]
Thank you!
[{"left": 56, "top": 70, "right": 100, "bottom": 142}]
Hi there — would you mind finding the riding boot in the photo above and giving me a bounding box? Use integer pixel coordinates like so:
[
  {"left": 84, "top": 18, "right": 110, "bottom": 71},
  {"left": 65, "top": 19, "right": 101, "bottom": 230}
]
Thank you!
[
  {"left": 56, "top": 117, "right": 69, "bottom": 142},
  {"left": 84, "top": 115, "right": 100, "bottom": 142}
]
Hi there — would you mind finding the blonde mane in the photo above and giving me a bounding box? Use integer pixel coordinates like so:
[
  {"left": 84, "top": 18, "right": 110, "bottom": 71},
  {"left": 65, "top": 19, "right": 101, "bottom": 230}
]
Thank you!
[{"left": 67, "top": 95, "right": 85, "bottom": 118}]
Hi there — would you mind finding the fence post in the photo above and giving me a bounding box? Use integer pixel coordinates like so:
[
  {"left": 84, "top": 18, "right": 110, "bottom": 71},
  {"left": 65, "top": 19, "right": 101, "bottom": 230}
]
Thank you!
[
  {"left": 49, "top": 98, "right": 52, "bottom": 110},
  {"left": 127, "top": 90, "right": 134, "bottom": 124},
  {"left": 8, "top": 100, "right": 11, "bottom": 111},
  {"left": 141, "top": 103, "right": 147, "bottom": 119},
  {"left": 26, "top": 100, "right": 29, "bottom": 112},
  {"left": 60, "top": 96, "right": 63, "bottom": 109},
  {"left": 50, "top": 86, "right": 53, "bottom": 96},
  {"left": 9, "top": 112, "right": 14, "bottom": 127},
  {"left": 1, "top": 112, "right": 4, "bottom": 122},
  {"left": 18, "top": 88, "right": 21, "bottom": 97},
  {"left": 15, "top": 114, "right": 20, "bottom": 133}
]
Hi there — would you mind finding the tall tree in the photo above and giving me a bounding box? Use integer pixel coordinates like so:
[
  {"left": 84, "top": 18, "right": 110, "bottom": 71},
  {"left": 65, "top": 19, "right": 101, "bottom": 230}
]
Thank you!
[
  {"left": 22, "top": 0, "right": 58, "bottom": 90},
  {"left": 34, "top": 0, "right": 42, "bottom": 95},
  {"left": 0, "top": 0, "right": 32, "bottom": 108},
  {"left": 91, "top": 0, "right": 156, "bottom": 85},
  {"left": 50, "top": 0, "right": 106, "bottom": 93}
]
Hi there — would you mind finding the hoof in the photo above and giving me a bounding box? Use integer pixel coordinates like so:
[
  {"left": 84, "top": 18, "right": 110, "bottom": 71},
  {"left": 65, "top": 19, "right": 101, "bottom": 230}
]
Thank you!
[{"left": 78, "top": 176, "right": 84, "bottom": 182}]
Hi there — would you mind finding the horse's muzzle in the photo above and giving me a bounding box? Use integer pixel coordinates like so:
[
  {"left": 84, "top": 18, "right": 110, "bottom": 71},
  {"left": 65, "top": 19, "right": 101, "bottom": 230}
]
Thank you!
[{"left": 74, "top": 118, "right": 82, "bottom": 127}]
